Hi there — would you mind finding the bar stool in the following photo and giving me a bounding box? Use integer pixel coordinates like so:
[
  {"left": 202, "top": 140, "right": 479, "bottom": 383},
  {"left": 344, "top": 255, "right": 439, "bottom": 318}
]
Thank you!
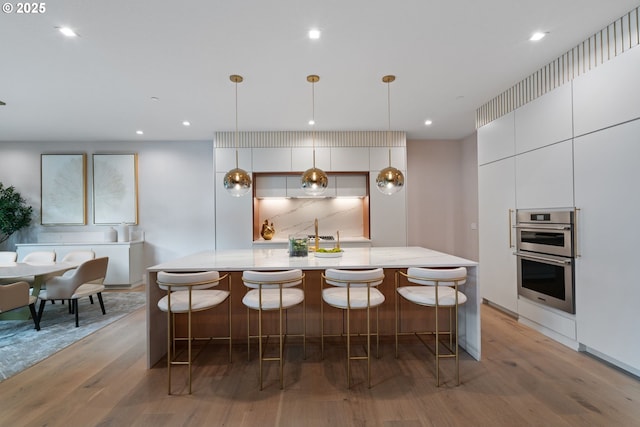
[
  {"left": 395, "top": 266, "right": 467, "bottom": 386},
  {"left": 156, "top": 270, "right": 231, "bottom": 395},
  {"left": 321, "top": 268, "right": 385, "bottom": 388},
  {"left": 241, "top": 269, "right": 305, "bottom": 390}
]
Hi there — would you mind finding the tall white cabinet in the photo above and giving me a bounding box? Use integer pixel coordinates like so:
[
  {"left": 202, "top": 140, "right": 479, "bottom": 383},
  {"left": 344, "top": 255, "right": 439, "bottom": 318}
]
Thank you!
[
  {"left": 477, "top": 112, "right": 517, "bottom": 313},
  {"left": 574, "top": 119, "right": 640, "bottom": 374}
]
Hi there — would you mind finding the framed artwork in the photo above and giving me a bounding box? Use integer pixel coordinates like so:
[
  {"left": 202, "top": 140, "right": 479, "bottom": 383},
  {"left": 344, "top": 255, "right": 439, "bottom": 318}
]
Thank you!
[
  {"left": 92, "top": 153, "right": 138, "bottom": 224},
  {"left": 41, "top": 154, "right": 87, "bottom": 225}
]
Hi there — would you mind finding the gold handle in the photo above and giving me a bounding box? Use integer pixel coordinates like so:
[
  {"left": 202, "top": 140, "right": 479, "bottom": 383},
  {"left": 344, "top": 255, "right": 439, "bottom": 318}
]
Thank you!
[
  {"left": 508, "top": 209, "right": 514, "bottom": 248},
  {"left": 574, "top": 208, "right": 581, "bottom": 258}
]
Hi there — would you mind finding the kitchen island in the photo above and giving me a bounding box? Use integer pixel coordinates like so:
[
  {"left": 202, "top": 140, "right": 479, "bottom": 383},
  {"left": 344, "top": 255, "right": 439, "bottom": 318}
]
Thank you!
[{"left": 146, "top": 246, "right": 479, "bottom": 368}]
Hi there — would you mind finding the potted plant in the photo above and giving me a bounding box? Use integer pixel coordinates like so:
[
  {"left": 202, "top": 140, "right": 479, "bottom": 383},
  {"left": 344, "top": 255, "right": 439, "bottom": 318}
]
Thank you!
[{"left": 0, "top": 183, "right": 33, "bottom": 245}]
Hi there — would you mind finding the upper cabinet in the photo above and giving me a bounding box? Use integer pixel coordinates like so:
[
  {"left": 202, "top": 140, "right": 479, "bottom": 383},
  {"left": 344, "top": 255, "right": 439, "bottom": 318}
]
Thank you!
[
  {"left": 573, "top": 46, "right": 640, "bottom": 137},
  {"left": 252, "top": 148, "right": 292, "bottom": 172},
  {"left": 515, "top": 84, "right": 572, "bottom": 154},
  {"left": 331, "top": 147, "right": 370, "bottom": 171},
  {"left": 215, "top": 148, "right": 252, "bottom": 172},
  {"left": 477, "top": 112, "right": 515, "bottom": 165},
  {"left": 292, "top": 147, "right": 330, "bottom": 172}
]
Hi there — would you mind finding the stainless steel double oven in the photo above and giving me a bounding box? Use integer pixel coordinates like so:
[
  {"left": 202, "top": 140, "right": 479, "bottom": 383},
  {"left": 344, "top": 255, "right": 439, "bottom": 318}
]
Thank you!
[{"left": 514, "top": 210, "right": 576, "bottom": 314}]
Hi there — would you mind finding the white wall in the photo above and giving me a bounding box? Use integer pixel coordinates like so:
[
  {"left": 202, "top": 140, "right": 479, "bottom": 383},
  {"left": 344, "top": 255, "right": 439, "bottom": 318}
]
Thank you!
[
  {"left": 0, "top": 141, "right": 215, "bottom": 269},
  {"left": 406, "top": 138, "right": 478, "bottom": 260}
]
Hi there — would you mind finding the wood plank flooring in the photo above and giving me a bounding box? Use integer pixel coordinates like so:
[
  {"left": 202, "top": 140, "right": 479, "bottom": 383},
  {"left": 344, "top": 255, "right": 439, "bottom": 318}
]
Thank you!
[{"left": 0, "top": 295, "right": 638, "bottom": 427}]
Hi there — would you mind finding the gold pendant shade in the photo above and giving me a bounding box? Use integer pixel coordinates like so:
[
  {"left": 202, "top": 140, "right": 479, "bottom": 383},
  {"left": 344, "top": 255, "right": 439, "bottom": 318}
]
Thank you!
[
  {"left": 224, "top": 74, "right": 252, "bottom": 197},
  {"left": 375, "top": 74, "right": 404, "bottom": 195},
  {"left": 301, "top": 74, "right": 328, "bottom": 195}
]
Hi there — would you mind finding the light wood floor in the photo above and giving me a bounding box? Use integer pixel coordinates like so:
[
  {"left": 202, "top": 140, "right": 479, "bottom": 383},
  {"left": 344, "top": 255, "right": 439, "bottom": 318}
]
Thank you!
[{"left": 1, "top": 298, "right": 638, "bottom": 427}]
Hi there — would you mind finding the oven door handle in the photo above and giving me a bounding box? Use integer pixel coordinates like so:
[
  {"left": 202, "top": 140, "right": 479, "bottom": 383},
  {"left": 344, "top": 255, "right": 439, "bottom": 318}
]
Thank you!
[
  {"left": 514, "top": 252, "right": 572, "bottom": 265},
  {"left": 513, "top": 224, "right": 571, "bottom": 231}
]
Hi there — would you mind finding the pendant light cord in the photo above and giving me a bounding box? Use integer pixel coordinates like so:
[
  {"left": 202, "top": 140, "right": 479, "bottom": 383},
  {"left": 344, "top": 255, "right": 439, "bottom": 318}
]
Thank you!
[
  {"left": 387, "top": 78, "right": 392, "bottom": 167},
  {"left": 234, "top": 79, "right": 239, "bottom": 169},
  {"left": 312, "top": 78, "right": 316, "bottom": 168}
]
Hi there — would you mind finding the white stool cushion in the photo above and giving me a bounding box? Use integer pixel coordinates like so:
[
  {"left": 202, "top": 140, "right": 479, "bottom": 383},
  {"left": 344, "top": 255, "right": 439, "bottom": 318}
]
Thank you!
[
  {"left": 323, "top": 287, "right": 385, "bottom": 309},
  {"left": 157, "top": 289, "right": 230, "bottom": 313},
  {"left": 157, "top": 270, "right": 221, "bottom": 291},
  {"left": 242, "top": 269, "right": 303, "bottom": 289},
  {"left": 242, "top": 288, "right": 304, "bottom": 310},
  {"left": 72, "top": 283, "right": 105, "bottom": 299},
  {"left": 324, "top": 268, "right": 384, "bottom": 287},
  {"left": 397, "top": 286, "right": 467, "bottom": 307},
  {"left": 406, "top": 267, "right": 467, "bottom": 286}
]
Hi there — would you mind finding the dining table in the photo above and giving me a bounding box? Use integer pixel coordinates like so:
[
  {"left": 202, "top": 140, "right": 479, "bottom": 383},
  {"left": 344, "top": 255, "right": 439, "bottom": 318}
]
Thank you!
[
  {"left": 146, "top": 246, "right": 480, "bottom": 368},
  {"left": 0, "top": 261, "right": 77, "bottom": 320}
]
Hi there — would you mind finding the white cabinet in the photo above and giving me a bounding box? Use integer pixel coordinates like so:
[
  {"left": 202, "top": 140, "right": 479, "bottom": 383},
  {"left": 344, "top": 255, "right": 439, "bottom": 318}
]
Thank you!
[
  {"left": 215, "top": 172, "right": 253, "bottom": 249},
  {"left": 335, "top": 174, "right": 367, "bottom": 197},
  {"left": 515, "top": 140, "right": 574, "bottom": 209},
  {"left": 369, "top": 177, "right": 407, "bottom": 246},
  {"left": 331, "top": 147, "right": 370, "bottom": 171},
  {"left": 478, "top": 157, "right": 518, "bottom": 313},
  {"left": 574, "top": 119, "right": 640, "bottom": 373},
  {"left": 515, "top": 84, "right": 572, "bottom": 153},
  {"left": 254, "top": 175, "right": 286, "bottom": 198},
  {"left": 477, "top": 112, "right": 514, "bottom": 165},
  {"left": 215, "top": 148, "right": 252, "bottom": 172},
  {"left": 16, "top": 241, "right": 144, "bottom": 287},
  {"left": 252, "top": 148, "right": 291, "bottom": 172},
  {"left": 573, "top": 46, "right": 640, "bottom": 137},
  {"left": 292, "top": 147, "right": 331, "bottom": 172}
]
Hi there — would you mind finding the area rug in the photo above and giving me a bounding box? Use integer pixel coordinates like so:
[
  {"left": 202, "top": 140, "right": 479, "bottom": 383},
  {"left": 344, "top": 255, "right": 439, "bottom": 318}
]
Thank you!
[{"left": 0, "top": 290, "right": 146, "bottom": 382}]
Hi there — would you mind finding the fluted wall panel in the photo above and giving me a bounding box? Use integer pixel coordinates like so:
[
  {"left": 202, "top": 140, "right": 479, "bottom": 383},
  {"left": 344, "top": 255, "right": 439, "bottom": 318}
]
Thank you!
[
  {"left": 214, "top": 131, "right": 406, "bottom": 149},
  {"left": 476, "top": 6, "right": 640, "bottom": 128}
]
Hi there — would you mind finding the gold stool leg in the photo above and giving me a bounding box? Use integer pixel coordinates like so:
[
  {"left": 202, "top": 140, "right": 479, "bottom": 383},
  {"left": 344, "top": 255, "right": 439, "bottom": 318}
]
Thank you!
[
  {"left": 187, "top": 289, "right": 193, "bottom": 394},
  {"left": 346, "top": 304, "right": 351, "bottom": 388},
  {"left": 435, "top": 300, "right": 440, "bottom": 387},
  {"left": 166, "top": 292, "right": 172, "bottom": 395}
]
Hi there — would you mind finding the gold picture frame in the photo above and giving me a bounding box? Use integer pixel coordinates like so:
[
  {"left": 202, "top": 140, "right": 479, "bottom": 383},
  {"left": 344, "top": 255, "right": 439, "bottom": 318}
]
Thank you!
[
  {"left": 92, "top": 153, "right": 139, "bottom": 225},
  {"left": 40, "top": 153, "right": 87, "bottom": 225}
]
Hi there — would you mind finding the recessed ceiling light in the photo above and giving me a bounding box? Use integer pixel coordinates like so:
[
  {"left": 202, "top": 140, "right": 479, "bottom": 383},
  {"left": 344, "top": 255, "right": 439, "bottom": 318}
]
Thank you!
[
  {"left": 308, "top": 119, "right": 315, "bottom": 126},
  {"left": 0, "top": 100, "right": 5, "bottom": 106},
  {"left": 58, "top": 27, "right": 78, "bottom": 37},
  {"left": 136, "top": 130, "right": 144, "bottom": 135},
  {"left": 182, "top": 121, "right": 191, "bottom": 126},
  {"left": 424, "top": 119, "right": 433, "bottom": 126},
  {"left": 308, "top": 29, "right": 321, "bottom": 40},
  {"left": 530, "top": 32, "right": 546, "bottom": 41},
  {"left": 150, "top": 96, "right": 160, "bottom": 101}
]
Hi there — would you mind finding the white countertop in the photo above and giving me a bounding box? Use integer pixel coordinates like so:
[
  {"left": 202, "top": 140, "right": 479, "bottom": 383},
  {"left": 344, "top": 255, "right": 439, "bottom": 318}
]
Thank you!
[{"left": 148, "top": 246, "right": 477, "bottom": 272}]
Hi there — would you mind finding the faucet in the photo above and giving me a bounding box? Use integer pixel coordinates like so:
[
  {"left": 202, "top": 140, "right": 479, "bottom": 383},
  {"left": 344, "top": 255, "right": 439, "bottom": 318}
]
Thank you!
[{"left": 314, "top": 218, "right": 319, "bottom": 251}]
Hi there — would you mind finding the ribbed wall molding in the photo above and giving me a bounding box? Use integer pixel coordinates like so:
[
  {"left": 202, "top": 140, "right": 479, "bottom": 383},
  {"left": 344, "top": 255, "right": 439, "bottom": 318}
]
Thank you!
[
  {"left": 476, "top": 5, "right": 640, "bottom": 128},
  {"left": 214, "top": 131, "right": 406, "bottom": 149}
]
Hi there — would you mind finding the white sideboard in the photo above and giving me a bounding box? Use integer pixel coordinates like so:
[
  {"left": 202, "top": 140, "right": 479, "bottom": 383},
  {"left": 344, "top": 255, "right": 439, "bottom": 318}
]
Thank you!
[{"left": 16, "top": 241, "right": 144, "bottom": 287}]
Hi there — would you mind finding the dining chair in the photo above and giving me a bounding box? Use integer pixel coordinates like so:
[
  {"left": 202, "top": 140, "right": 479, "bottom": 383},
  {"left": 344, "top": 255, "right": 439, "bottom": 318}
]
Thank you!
[
  {"left": 156, "top": 270, "right": 232, "bottom": 394},
  {"left": 22, "top": 251, "right": 56, "bottom": 263},
  {"left": 61, "top": 250, "right": 100, "bottom": 305},
  {"left": 395, "top": 266, "right": 467, "bottom": 386},
  {"left": 0, "top": 251, "right": 18, "bottom": 263},
  {"left": 242, "top": 269, "right": 305, "bottom": 390},
  {"left": 0, "top": 281, "right": 40, "bottom": 330},
  {"left": 321, "top": 268, "right": 385, "bottom": 388},
  {"left": 37, "top": 257, "right": 109, "bottom": 327}
]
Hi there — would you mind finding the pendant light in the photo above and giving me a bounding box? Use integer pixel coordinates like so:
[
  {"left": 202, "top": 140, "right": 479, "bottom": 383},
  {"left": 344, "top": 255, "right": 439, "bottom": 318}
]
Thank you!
[
  {"left": 301, "top": 74, "right": 328, "bottom": 195},
  {"left": 376, "top": 75, "right": 405, "bottom": 195},
  {"left": 223, "top": 74, "right": 252, "bottom": 197}
]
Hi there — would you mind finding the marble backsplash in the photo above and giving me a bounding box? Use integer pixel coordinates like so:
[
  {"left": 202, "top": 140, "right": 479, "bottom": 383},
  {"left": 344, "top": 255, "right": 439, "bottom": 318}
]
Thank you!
[{"left": 256, "top": 198, "right": 365, "bottom": 240}]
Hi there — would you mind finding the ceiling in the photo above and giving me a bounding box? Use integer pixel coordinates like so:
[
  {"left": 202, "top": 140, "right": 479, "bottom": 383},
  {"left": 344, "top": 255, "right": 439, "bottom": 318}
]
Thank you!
[{"left": 1, "top": 0, "right": 638, "bottom": 142}]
